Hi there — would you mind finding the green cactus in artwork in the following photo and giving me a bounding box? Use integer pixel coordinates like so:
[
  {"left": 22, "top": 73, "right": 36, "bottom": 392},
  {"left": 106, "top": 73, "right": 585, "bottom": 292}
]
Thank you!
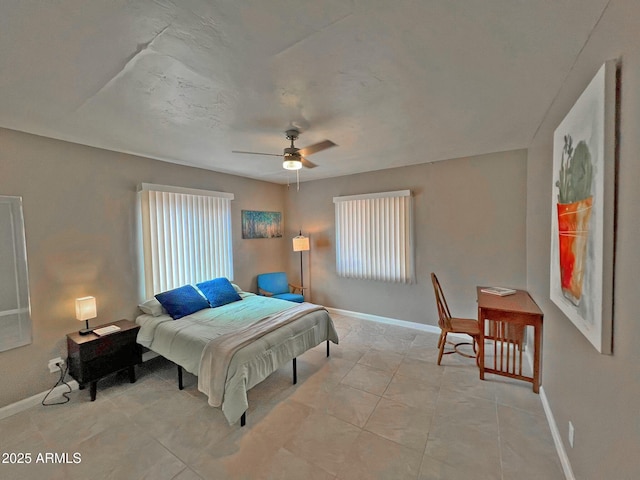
[{"left": 556, "top": 135, "right": 593, "bottom": 204}]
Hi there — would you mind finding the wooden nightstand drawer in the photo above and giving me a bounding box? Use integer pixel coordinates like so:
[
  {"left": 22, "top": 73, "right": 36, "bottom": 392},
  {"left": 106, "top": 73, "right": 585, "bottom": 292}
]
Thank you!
[{"left": 68, "top": 328, "right": 138, "bottom": 363}]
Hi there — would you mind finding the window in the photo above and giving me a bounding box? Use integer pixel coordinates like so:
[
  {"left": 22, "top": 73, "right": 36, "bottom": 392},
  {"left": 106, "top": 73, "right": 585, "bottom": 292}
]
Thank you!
[
  {"left": 334, "top": 190, "right": 414, "bottom": 283},
  {"left": 0, "top": 196, "right": 32, "bottom": 352},
  {"left": 138, "top": 184, "right": 234, "bottom": 298}
]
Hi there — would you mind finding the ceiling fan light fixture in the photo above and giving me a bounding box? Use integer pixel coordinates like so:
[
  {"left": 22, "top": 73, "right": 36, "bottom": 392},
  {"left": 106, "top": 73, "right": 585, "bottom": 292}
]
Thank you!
[
  {"left": 283, "top": 158, "right": 302, "bottom": 170},
  {"left": 232, "top": 127, "right": 336, "bottom": 175}
]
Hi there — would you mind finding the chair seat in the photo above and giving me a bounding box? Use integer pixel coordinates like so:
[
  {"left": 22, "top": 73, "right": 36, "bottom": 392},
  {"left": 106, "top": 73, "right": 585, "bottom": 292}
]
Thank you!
[
  {"left": 273, "top": 293, "right": 304, "bottom": 303},
  {"left": 449, "top": 317, "right": 481, "bottom": 335}
]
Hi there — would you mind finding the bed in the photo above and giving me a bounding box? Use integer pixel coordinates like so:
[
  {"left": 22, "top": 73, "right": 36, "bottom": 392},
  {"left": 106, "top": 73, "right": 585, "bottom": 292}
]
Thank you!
[{"left": 135, "top": 285, "right": 339, "bottom": 425}]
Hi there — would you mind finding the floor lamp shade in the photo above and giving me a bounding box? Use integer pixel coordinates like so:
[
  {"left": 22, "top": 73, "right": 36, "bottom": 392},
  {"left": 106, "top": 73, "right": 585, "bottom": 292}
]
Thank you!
[
  {"left": 293, "top": 234, "right": 309, "bottom": 291},
  {"left": 76, "top": 296, "right": 97, "bottom": 335},
  {"left": 292, "top": 235, "right": 310, "bottom": 252}
]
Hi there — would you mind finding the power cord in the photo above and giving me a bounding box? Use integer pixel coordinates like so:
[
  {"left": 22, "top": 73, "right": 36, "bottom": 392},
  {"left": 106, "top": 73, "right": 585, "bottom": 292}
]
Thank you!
[{"left": 42, "top": 359, "right": 72, "bottom": 406}]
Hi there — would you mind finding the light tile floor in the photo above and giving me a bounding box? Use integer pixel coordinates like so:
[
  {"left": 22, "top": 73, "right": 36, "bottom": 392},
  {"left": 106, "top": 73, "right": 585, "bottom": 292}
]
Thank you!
[{"left": 0, "top": 314, "right": 565, "bottom": 480}]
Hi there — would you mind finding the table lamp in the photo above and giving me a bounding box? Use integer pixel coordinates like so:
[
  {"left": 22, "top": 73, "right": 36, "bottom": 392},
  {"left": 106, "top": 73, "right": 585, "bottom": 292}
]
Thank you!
[{"left": 76, "top": 296, "right": 97, "bottom": 335}]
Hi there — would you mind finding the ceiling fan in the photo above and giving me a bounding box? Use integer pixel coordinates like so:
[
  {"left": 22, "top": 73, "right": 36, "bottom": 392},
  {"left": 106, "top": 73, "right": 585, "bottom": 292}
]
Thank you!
[{"left": 232, "top": 129, "right": 337, "bottom": 171}]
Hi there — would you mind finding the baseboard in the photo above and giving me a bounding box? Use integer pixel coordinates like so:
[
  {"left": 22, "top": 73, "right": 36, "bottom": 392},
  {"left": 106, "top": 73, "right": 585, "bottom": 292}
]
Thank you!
[
  {"left": 0, "top": 380, "right": 80, "bottom": 421},
  {"left": 540, "top": 386, "right": 575, "bottom": 480},
  {"left": 326, "top": 307, "right": 443, "bottom": 335}
]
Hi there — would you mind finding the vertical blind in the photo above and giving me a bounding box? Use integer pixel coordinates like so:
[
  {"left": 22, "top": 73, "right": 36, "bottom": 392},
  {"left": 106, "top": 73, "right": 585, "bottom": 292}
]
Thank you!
[
  {"left": 333, "top": 190, "right": 414, "bottom": 283},
  {"left": 138, "top": 184, "right": 234, "bottom": 297}
]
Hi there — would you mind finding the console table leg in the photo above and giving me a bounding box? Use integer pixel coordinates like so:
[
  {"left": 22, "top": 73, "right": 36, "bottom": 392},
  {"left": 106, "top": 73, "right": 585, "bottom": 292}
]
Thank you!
[
  {"left": 478, "top": 313, "right": 486, "bottom": 381},
  {"left": 533, "top": 323, "right": 542, "bottom": 393}
]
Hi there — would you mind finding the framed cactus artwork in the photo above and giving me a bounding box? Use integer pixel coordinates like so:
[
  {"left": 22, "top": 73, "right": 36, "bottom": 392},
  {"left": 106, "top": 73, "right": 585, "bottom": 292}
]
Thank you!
[{"left": 550, "top": 60, "right": 617, "bottom": 354}]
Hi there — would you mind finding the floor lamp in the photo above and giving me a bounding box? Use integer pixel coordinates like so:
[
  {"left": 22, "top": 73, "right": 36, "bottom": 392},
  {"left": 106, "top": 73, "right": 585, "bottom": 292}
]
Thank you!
[{"left": 292, "top": 231, "right": 310, "bottom": 293}]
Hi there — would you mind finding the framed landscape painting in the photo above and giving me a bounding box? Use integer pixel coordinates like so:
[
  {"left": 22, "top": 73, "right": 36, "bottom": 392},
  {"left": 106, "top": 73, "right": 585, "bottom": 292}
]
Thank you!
[
  {"left": 241, "top": 210, "right": 282, "bottom": 239},
  {"left": 549, "top": 60, "right": 617, "bottom": 354}
]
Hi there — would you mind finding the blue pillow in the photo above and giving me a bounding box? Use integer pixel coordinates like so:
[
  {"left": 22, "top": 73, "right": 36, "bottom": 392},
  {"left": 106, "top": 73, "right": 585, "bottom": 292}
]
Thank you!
[
  {"left": 197, "top": 277, "right": 242, "bottom": 308},
  {"left": 155, "top": 285, "right": 210, "bottom": 320}
]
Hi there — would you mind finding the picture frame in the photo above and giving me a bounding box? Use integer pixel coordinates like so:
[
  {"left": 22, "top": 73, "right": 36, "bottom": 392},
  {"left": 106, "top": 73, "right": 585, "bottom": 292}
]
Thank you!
[
  {"left": 549, "top": 60, "right": 617, "bottom": 354},
  {"left": 241, "top": 210, "right": 283, "bottom": 239}
]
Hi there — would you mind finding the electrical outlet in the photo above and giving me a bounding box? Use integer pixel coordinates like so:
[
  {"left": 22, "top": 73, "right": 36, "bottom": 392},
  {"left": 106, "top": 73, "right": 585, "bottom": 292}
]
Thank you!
[
  {"left": 568, "top": 421, "right": 575, "bottom": 448},
  {"left": 48, "top": 357, "right": 64, "bottom": 373}
]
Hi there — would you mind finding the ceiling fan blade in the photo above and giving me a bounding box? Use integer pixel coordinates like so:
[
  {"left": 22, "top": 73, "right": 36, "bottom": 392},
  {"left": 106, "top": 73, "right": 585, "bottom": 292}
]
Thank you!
[
  {"left": 301, "top": 156, "right": 318, "bottom": 169},
  {"left": 298, "top": 140, "right": 337, "bottom": 156},
  {"left": 232, "top": 150, "right": 283, "bottom": 157}
]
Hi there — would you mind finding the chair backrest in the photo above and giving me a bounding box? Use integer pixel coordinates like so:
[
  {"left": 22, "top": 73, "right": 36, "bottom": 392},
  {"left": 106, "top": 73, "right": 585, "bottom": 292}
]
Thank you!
[
  {"left": 257, "top": 272, "right": 289, "bottom": 295},
  {"left": 431, "top": 273, "right": 453, "bottom": 330}
]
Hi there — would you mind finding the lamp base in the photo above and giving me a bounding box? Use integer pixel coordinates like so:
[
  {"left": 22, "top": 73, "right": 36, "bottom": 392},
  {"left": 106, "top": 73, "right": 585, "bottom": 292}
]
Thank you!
[{"left": 79, "top": 328, "right": 93, "bottom": 336}]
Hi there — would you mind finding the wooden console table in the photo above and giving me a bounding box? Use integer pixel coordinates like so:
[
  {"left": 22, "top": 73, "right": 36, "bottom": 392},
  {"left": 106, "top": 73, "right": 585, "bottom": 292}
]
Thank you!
[{"left": 477, "top": 287, "right": 543, "bottom": 393}]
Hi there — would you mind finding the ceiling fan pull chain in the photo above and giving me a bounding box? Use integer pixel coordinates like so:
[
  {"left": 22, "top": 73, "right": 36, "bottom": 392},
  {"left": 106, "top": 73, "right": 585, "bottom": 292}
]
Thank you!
[{"left": 296, "top": 169, "right": 300, "bottom": 191}]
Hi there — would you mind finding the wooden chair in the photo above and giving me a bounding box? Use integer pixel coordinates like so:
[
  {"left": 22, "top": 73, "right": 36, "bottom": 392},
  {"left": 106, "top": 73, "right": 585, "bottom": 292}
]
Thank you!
[{"left": 431, "top": 273, "right": 481, "bottom": 365}]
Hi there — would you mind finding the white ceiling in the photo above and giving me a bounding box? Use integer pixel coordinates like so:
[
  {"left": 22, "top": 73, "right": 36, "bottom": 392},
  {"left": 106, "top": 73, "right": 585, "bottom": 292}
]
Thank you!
[{"left": 0, "top": 0, "right": 609, "bottom": 184}]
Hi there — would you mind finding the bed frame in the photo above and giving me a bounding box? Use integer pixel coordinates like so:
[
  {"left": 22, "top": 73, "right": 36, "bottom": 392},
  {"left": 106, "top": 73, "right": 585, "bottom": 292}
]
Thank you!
[{"left": 174, "top": 339, "right": 331, "bottom": 426}]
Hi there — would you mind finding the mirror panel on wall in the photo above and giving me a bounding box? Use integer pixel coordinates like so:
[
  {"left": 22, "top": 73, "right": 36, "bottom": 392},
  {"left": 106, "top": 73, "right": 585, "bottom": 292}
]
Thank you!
[{"left": 0, "top": 196, "right": 32, "bottom": 352}]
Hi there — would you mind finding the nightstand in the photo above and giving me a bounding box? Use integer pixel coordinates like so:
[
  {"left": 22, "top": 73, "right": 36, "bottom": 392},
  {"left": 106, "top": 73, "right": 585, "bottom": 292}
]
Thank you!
[{"left": 66, "top": 319, "right": 142, "bottom": 401}]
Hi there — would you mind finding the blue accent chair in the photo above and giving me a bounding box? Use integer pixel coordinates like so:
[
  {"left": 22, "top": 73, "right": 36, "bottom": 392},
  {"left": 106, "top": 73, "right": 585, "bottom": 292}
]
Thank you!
[{"left": 257, "top": 272, "right": 305, "bottom": 303}]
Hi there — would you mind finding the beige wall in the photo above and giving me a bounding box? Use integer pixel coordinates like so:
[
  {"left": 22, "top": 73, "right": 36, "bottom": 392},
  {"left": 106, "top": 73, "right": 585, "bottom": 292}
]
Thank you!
[
  {"left": 526, "top": 1, "right": 640, "bottom": 478},
  {"left": 285, "top": 149, "right": 528, "bottom": 326},
  {"left": 0, "top": 127, "right": 287, "bottom": 407}
]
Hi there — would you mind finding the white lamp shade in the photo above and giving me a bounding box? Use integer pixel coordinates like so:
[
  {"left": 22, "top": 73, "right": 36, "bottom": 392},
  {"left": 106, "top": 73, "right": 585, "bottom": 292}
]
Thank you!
[
  {"left": 283, "top": 159, "right": 302, "bottom": 170},
  {"left": 292, "top": 235, "right": 310, "bottom": 252},
  {"left": 75, "top": 296, "right": 97, "bottom": 321}
]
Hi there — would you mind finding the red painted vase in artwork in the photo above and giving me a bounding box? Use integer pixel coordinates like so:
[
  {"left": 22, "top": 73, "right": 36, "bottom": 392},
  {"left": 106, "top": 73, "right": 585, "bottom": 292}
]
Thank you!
[{"left": 557, "top": 197, "right": 592, "bottom": 305}]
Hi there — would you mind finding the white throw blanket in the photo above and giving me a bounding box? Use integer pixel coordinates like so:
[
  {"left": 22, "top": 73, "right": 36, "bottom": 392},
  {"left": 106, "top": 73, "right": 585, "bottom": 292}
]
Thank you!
[{"left": 197, "top": 302, "right": 325, "bottom": 408}]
